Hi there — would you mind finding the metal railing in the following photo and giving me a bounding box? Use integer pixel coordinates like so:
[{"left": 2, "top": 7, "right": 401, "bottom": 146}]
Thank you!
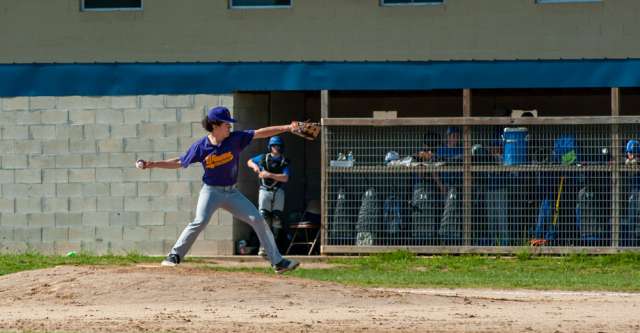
[{"left": 321, "top": 117, "right": 640, "bottom": 254}]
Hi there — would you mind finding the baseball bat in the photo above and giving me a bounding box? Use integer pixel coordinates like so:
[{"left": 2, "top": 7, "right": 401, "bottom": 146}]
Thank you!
[{"left": 551, "top": 176, "right": 565, "bottom": 226}]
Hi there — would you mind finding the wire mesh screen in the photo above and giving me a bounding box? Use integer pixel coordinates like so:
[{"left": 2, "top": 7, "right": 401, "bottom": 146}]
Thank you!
[
  {"left": 620, "top": 123, "right": 640, "bottom": 248},
  {"left": 324, "top": 121, "right": 640, "bottom": 252}
]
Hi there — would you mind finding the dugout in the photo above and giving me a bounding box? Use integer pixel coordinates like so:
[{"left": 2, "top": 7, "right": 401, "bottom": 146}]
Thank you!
[
  {"left": 319, "top": 88, "right": 640, "bottom": 255},
  {"left": 232, "top": 88, "right": 640, "bottom": 254}
]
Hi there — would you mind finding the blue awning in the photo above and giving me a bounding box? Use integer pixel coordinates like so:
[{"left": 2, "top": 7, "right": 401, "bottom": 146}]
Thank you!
[{"left": 1, "top": 59, "right": 639, "bottom": 97}]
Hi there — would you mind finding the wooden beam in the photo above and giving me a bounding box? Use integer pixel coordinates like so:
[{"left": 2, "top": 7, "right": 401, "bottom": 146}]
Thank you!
[
  {"left": 463, "top": 89, "right": 472, "bottom": 245},
  {"left": 321, "top": 90, "right": 329, "bottom": 118},
  {"left": 326, "top": 164, "right": 613, "bottom": 174},
  {"left": 463, "top": 89, "right": 472, "bottom": 118},
  {"left": 321, "top": 245, "right": 640, "bottom": 255},
  {"left": 320, "top": 90, "right": 329, "bottom": 254},
  {"left": 611, "top": 88, "right": 621, "bottom": 248},
  {"left": 612, "top": 88, "right": 620, "bottom": 116},
  {"left": 322, "top": 116, "right": 640, "bottom": 126}
]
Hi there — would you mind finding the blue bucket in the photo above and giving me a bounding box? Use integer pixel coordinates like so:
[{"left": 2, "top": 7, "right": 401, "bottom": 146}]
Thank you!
[{"left": 502, "top": 127, "right": 528, "bottom": 165}]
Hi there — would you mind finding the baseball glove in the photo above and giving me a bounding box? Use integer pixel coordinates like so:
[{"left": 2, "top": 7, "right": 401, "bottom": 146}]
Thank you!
[{"left": 290, "top": 120, "right": 321, "bottom": 140}]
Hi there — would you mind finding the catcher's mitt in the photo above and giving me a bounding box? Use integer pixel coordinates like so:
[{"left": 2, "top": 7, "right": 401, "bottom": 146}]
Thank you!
[{"left": 290, "top": 120, "right": 321, "bottom": 140}]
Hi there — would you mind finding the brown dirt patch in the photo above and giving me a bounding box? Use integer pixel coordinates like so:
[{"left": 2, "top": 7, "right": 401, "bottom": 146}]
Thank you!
[{"left": 1, "top": 264, "right": 639, "bottom": 332}]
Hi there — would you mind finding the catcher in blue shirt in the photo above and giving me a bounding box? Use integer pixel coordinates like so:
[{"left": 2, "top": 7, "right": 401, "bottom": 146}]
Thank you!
[
  {"left": 247, "top": 136, "right": 290, "bottom": 257},
  {"left": 136, "top": 106, "right": 310, "bottom": 274}
]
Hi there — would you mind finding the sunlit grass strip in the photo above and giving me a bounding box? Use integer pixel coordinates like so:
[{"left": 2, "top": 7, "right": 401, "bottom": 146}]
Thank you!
[{"left": 2, "top": 250, "right": 640, "bottom": 292}]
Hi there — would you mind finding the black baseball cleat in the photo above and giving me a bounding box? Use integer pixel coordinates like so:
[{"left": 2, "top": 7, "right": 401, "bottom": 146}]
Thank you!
[
  {"left": 161, "top": 253, "right": 180, "bottom": 267},
  {"left": 274, "top": 258, "right": 299, "bottom": 274}
]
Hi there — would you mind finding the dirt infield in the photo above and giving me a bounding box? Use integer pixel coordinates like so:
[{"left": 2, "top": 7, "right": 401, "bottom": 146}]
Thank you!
[{"left": 1, "top": 263, "right": 639, "bottom": 333}]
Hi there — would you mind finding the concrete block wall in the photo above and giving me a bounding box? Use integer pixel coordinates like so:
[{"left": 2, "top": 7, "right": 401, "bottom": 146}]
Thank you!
[{"left": 0, "top": 94, "right": 235, "bottom": 256}]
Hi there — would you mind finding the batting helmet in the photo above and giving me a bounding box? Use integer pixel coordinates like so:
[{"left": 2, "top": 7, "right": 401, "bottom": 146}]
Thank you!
[
  {"left": 384, "top": 151, "right": 400, "bottom": 165},
  {"left": 626, "top": 140, "right": 640, "bottom": 154}
]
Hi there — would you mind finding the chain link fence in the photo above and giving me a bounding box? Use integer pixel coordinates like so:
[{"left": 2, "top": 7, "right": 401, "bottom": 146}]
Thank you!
[{"left": 322, "top": 117, "right": 640, "bottom": 253}]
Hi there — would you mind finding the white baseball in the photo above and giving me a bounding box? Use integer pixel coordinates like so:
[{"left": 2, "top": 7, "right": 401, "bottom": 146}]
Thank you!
[{"left": 136, "top": 160, "right": 145, "bottom": 169}]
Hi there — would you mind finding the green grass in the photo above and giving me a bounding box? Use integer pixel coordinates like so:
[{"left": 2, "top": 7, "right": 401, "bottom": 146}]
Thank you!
[
  {"left": 0, "top": 251, "right": 160, "bottom": 276},
  {"left": 2, "top": 250, "right": 640, "bottom": 292},
  {"left": 288, "top": 250, "right": 640, "bottom": 292},
  {"left": 201, "top": 250, "right": 640, "bottom": 292}
]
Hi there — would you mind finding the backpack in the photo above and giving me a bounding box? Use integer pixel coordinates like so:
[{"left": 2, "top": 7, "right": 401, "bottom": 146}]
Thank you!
[
  {"left": 439, "top": 188, "right": 462, "bottom": 241},
  {"left": 623, "top": 191, "right": 640, "bottom": 247},
  {"left": 533, "top": 197, "right": 556, "bottom": 241},
  {"left": 576, "top": 186, "right": 601, "bottom": 241},
  {"left": 383, "top": 194, "right": 402, "bottom": 237},
  {"left": 553, "top": 135, "right": 578, "bottom": 165},
  {"left": 356, "top": 187, "right": 379, "bottom": 246},
  {"left": 330, "top": 188, "right": 352, "bottom": 245},
  {"left": 411, "top": 187, "right": 437, "bottom": 244}
]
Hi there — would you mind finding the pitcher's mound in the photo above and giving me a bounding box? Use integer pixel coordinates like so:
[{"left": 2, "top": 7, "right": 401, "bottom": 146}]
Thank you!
[{"left": 1, "top": 265, "right": 638, "bottom": 332}]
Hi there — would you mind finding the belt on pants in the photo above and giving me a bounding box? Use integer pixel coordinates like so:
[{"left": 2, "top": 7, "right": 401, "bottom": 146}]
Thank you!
[
  {"left": 208, "top": 184, "right": 236, "bottom": 192},
  {"left": 260, "top": 186, "right": 282, "bottom": 192}
]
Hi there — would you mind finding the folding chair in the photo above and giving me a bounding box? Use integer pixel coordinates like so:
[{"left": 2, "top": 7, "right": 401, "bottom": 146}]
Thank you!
[{"left": 286, "top": 200, "right": 321, "bottom": 255}]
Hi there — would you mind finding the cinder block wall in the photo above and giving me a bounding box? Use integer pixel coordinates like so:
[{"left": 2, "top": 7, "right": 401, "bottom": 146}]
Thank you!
[{"left": 0, "top": 94, "right": 235, "bottom": 256}]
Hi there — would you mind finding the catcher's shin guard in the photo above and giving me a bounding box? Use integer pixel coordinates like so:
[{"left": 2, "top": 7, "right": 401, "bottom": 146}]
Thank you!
[
  {"left": 272, "top": 210, "right": 284, "bottom": 239},
  {"left": 260, "top": 209, "right": 273, "bottom": 227},
  {"left": 258, "top": 209, "right": 274, "bottom": 257},
  {"left": 272, "top": 210, "right": 284, "bottom": 229}
]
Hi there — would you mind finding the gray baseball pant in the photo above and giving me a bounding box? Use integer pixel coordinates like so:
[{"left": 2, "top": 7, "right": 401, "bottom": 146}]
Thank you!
[{"left": 169, "top": 184, "right": 283, "bottom": 265}]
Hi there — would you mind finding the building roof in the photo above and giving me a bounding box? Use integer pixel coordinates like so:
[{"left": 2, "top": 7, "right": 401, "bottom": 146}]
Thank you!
[{"left": 2, "top": 59, "right": 640, "bottom": 97}]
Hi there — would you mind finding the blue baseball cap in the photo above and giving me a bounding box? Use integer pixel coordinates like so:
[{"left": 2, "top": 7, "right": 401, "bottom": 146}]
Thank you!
[
  {"left": 626, "top": 140, "right": 640, "bottom": 154},
  {"left": 207, "top": 106, "right": 236, "bottom": 123},
  {"left": 446, "top": 126, "right": 460, "bottom": 135}
]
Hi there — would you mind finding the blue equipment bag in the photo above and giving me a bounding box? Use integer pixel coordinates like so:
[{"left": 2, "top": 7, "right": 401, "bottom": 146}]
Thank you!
[{"left": 553, "top": 135, "right": 578, "bottom": 165}]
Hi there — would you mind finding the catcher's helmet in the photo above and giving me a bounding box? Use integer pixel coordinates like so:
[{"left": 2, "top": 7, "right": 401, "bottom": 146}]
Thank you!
[{"left": 268, "top": 136, "right": 284, "bottom": 152}]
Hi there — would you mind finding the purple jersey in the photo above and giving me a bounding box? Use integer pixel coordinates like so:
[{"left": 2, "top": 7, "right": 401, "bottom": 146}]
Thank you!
[{"left": 180, "top": 130, "right": 254, "bottom": 186}]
